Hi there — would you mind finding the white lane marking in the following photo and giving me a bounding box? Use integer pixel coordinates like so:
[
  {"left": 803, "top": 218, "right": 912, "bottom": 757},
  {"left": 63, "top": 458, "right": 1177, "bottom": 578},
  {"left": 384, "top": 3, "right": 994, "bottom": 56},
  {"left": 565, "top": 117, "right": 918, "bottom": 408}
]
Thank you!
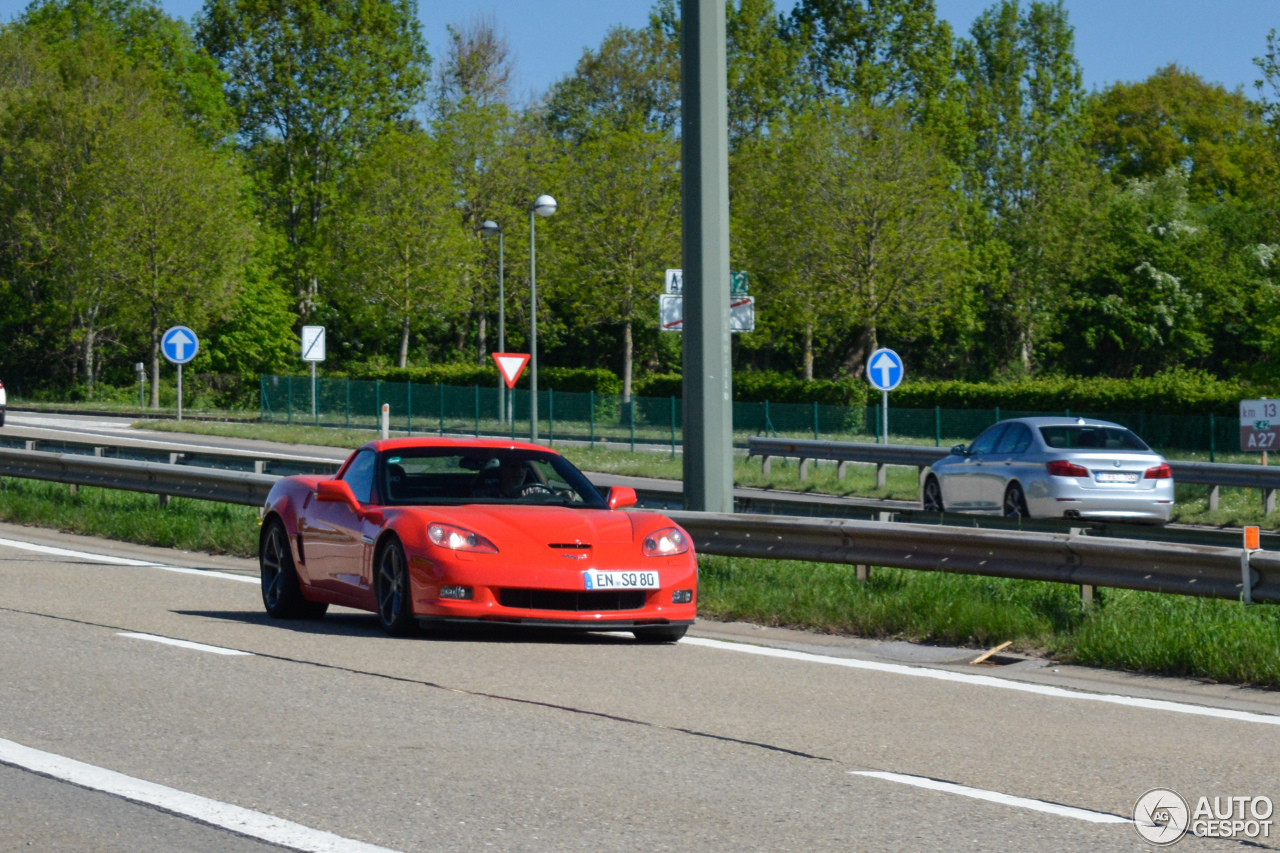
[
  {"left": 0, "top": 737, "right": 400, "bottom": 853},
  {"left": 850, "top": 771, "right": 1130, "bottom": 825},
  {"left": 0, "top": 537, "right": 258, "bottom": 584},
  {"left": 680, "top": 637, "right": 1280, "bottom": 727},
  {"left": 117, "top": 632, "right": 252, "bottom": 656}
]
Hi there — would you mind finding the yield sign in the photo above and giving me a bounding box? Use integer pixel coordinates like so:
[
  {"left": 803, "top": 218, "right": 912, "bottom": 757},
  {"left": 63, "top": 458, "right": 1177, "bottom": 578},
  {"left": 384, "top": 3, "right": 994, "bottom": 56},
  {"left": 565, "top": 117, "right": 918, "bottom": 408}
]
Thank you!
[{"left": 492, "top": 353, "right": 531, "bottom": 389}]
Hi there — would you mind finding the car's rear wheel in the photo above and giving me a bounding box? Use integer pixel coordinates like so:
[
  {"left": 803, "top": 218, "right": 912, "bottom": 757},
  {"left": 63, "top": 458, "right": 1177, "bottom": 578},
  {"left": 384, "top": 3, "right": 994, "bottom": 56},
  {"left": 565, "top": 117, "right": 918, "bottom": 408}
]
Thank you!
[
  {"left": 1003, "top": 483, "right": 1030, "bottom": 519},
  {"left": 922, "top": 476, "right": 944, "bottom": 512},
  {"left": 375, "top": 537, "right": 415, "bottom": 636},
  {"left": 260, "top": 519, "right": 328, "bottom": 619},
  {"left": 633, "top": 625, "right": 688, "bottom": 644}
]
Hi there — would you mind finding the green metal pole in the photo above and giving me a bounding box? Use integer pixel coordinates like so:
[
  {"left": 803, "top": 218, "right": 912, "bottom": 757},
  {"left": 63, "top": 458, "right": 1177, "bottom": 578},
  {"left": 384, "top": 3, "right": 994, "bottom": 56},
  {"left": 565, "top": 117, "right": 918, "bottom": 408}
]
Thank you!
[
  {"left": 407, "top": 381, "right": 412, "bottom": 436},
  {"left": 259, "top": 376, "right": 266, "bottom": 423},
  {"left": 680, "top": 0, "right": 733, "bottom": 513},
  {"left": 548, "top": 388, "right": 553, "bottom": 444},
  {"left": 813, "top": 401, "right": 818, "bottom": 440},
  {"left": 375, "top": 379, "right": 380, "bottom": 429},
  {"left": 935, "top": 406, "right": 941, "bottom": 447},
  {"left": 630, "top": 398, "right": 636, "bottom": 452},
  {"left": 345, "top": 378, "right": 350, "bottom": 429},
  {"left": 589, "top": 390, "right": 595, "bottom": 448},
  {"left": 995, "top": 406, "right": 1001, "bottom": 424},
  {"left": 287, "top": 376, "right": 292, "bottom": 424},
  {"left": 1210, "top": 413, "right": 1216, "bottom": 463},
  {"left": 438, "top": 384, "right": 444, "bottom": 436},
  {"left": 874, "top": 403, "right": 880, "bottom": 442},
  {"left": 474, "top": 385, "right": 480, "bottom": 437}
]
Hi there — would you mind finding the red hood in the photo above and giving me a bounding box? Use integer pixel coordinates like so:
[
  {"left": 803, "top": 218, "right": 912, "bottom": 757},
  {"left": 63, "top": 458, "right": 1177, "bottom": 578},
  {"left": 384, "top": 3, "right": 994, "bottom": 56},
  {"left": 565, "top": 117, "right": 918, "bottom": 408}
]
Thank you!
[{"left": 403, "top": 505, "right": 640, "bottom": 547}]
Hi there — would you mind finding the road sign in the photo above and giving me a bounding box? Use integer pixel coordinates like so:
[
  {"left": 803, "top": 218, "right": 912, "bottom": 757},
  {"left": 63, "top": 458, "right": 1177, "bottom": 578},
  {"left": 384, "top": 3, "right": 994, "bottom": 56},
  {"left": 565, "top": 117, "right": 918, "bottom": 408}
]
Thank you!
[
  {"left": 492, "top": 353, "right": 530, "bottom": 389},
  {"left": 663, "top": 269, "right": 747, "bottom": 296},
  {"left": 301, "top": 326, "right": 326, "bottom": 362},
  {"left": 659, "top": 295, "right": 755, "bottom": 333},
  {"left": 161, "top": 326, "right": 198, "bottom": 365},
  {"left": 866, "top": 348, "right": 904, "bottom": 392},
  {"left": 1240, "top": 399, "right": 1280, "bottom": 451}
]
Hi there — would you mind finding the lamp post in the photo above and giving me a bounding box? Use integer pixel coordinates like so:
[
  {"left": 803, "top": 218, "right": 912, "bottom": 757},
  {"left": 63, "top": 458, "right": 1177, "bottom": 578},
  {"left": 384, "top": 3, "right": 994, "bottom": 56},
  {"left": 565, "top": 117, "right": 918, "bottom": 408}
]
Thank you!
[
  {"left": 480, "top": 220, "right": 504, "bottom": 422},
  {"left": 528, "top": 194, "right": 557, "bottom": 442}
]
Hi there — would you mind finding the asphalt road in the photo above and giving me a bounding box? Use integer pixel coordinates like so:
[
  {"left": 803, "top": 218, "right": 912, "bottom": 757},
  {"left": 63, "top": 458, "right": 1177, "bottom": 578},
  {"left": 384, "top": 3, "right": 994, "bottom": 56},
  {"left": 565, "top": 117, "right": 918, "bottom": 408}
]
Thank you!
[{"left": 2, "top": 521, "right": 1278, "bottom": 851}]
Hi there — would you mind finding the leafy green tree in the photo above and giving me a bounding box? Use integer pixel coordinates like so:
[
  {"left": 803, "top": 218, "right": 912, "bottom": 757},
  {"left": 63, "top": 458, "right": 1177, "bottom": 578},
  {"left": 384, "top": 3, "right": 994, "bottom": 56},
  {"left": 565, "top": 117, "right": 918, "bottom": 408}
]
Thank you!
[
  {"left": 198, "top": 0, "right": 430, "bottom": 314},
  {"left": 553, "top": 126, "right": 680, "bottom": 400},
  {"left": 332, "top": 129, "right": 471, "bottom": 367},
  {"left": 1087, "top": 64, "right": 1272, "bottom": 202}
]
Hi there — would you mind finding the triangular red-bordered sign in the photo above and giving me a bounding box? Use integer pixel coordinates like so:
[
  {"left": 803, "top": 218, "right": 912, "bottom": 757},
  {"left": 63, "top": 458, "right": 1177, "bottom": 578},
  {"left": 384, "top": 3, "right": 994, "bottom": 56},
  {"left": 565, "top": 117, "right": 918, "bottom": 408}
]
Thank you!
[{"left": 492, "top": 353, "right": 531, "bottom": 389}]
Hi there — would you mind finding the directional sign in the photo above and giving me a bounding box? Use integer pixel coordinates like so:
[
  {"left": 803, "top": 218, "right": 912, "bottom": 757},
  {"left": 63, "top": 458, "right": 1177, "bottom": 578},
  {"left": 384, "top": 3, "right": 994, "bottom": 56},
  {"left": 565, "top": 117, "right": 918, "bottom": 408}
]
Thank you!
[
  {"left": 161, "top": 326, "right": 199, "bottom": 365},
  {"left": 659, "top": 295, "right": 755, "bottom": 333},
  {"left": 663, "top": 269, "right": 748, "bottom": 296},
  {"left": 1240, "top": 399, "right": 1280, "bottom": 451},
  {"left": 866, "top": 348, "right": 904, "bottom": 392},
  {"left": 301, "top": 326, "right": 326, "bottom": 362},
  {"left": 492, "top": 353, "right": 531, "bottom": 389}
]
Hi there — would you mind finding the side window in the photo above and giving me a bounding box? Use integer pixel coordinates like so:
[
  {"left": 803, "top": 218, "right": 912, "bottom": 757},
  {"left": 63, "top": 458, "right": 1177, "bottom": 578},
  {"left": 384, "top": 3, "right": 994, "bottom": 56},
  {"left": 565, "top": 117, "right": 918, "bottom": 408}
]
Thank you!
[
  {"left": 995, "top": 424, "right": 1032, "bottom": 454},
  {"left": 341, "top": 450, "right": 377, "bottom": 504},
  {"left": 969, "top": 425, "right": 1007, "bottom": 456}
]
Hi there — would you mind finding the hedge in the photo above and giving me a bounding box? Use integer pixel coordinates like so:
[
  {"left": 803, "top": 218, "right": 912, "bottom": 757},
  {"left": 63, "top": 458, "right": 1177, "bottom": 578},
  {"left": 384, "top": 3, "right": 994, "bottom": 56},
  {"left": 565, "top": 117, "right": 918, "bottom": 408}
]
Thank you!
[
  {"left": 347, "top": 364, "right": 622, "bottom": 395},
  {"left": 633, "top": 371, "right": 866, "bottom": 405}
]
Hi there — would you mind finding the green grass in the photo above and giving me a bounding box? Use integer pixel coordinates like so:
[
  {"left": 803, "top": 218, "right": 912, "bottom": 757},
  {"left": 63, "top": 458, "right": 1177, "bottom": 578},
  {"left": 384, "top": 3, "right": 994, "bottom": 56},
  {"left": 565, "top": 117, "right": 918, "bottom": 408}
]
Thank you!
[
  {"left": 0, "top": 477, "right": 259, "bottom": 557},
  {"left": 1, "top": 472, "right": 1277, "bottom": 686},
  {"left": 699, "top": 555, "right": 1280, "bottom": 687}
]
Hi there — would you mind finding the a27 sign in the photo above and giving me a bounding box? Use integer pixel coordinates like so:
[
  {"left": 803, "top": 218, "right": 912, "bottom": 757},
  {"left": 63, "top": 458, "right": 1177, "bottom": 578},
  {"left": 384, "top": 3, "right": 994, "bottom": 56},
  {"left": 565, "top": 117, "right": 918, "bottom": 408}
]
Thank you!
[{"left": 1240, "top": 399, "right": 1280, "bottom": 451}]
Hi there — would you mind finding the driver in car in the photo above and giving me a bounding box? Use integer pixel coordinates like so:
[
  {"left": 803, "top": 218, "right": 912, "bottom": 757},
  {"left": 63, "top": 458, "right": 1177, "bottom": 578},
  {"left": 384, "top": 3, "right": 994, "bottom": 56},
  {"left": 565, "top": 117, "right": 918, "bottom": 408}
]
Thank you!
[{"left": 472, "top": 459, "right": 548, "bottom": 499}]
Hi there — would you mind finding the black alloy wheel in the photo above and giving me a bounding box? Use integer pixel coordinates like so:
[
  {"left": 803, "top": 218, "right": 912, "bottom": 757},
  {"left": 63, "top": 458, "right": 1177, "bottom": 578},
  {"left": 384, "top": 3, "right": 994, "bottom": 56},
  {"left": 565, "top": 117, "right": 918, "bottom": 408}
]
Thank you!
[
  {"left": 260, "top": 519, "right": 328, "bottom": 619},
  {"left": 922, "top": 476, "right": 945, "bottom": 512},
  {"left": 1003, "top": 483, "right": 1030, "bottom": 519},
  {"left": 375, "top": 538, "right": 415, "bottom": 636},
  {"left": 632, "top": 625, "right": 688, "bottom": 644}
]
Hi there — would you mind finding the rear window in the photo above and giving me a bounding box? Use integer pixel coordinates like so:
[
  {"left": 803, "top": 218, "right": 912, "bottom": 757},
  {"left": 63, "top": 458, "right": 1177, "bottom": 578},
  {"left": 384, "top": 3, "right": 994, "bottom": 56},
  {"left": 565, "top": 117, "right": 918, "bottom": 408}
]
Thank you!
[{"left": 1038, "top": 426, "right": 1149, "bottom": 451}]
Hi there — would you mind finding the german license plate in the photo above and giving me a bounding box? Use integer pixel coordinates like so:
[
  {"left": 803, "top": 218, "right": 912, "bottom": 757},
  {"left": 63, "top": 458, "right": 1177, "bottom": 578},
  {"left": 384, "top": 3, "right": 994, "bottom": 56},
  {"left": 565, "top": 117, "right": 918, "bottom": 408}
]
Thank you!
[
  {"left": 584, "top": 570, "right": 660, "bottom": 590},
  {"left": 1095, "top": 472, "right": 1139, "bottom": 484}
]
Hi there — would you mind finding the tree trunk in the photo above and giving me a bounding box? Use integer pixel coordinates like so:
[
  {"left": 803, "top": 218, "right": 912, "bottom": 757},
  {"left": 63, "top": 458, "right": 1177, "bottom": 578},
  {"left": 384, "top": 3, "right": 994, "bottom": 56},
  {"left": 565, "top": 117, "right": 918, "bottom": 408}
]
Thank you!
[
  {"left": 149, "top": 317, "right": 161, "bottom": 409},
  {"left": 622, "top": 319, "right": 633, "bottom": 403},
  {"left": 477, "top": 315, "right": 487, "bottom": 366},
  {"left": 1019, "top": 326, "right": 1033, "bottom": 372},
  {"left": 802, "top": 323, "right": 814, "bottom": 381},
  {"left": 841, "top": 324, "right": 877, "bottom": 379},
  {"left": 399, "top": 315, "right": 410, "bottom": 368},
  {"left": 83, "top": 324, "right": 96, "bottom": 395}
]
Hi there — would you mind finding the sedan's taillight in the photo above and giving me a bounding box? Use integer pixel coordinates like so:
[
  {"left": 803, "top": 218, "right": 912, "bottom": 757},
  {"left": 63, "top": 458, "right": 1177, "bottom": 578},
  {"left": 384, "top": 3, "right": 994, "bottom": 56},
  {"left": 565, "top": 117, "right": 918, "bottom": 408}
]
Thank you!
[
  {"left": 1047, "top": 460, "right": 1090, "bottom": 478},
  {"left": 427, "top": 523, "right": 498, "bottom": 553},
  {"left": 1144, "top": 463, "right": 1172, "bottom": 480}
]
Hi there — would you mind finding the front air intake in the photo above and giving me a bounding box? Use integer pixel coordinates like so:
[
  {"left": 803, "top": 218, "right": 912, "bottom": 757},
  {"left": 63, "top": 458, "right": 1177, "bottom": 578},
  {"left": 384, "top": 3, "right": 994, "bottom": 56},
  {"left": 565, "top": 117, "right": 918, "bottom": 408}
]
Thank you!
[{"left": 499, "top": 589, "right": 645, "bottom": 611}]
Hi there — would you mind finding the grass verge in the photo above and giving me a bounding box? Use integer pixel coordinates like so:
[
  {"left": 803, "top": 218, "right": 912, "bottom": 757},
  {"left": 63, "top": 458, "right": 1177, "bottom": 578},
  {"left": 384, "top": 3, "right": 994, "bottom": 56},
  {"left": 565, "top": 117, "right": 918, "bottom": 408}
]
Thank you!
[{"left": 2, "top": 473, "right": 1276, "bottom": 688}]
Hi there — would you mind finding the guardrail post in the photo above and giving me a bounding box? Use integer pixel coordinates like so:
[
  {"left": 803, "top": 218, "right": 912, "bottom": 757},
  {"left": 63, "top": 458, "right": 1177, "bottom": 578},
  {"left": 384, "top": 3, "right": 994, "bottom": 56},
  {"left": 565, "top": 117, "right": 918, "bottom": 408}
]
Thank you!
[
  {"left": 1080, "top": 584, "right": 1095, "bottom": 606},
  {"left": 1208, "top": 485, "right": 1220, "bottom": 510},
  {"left": 876, "top": 463, "right": 886, "bottom": 489},
  {"left": 798, "top": 458, "right": 809, "bottom": 481},
  {"left": 1266, "top": 488, "right": 1277, "bottom": 516},
  {"left": 158, "top": 494, "right": 169, "bottom": 508},
  {"left": 169, "top": 453, "right": 183, "bottom": 465},
  {"left": 761, "top": 455, "right": 771, "bottom": 476},
  {"left": 1242, "top": 549, "right": 1254, "bottom": 605},
  {"left": 254, "top": 460, "right": 266, "bottom": 475},
  {"left": 24, "top": 441, "right": 35, "bottom": 451},
  {"left": 856, "top": 564, "right": 870, "bottom": 583},
  {"left": 93, "top": 447, "right": 104, "bottom": 457},
  {"left": 837, "top": 461, "right": 848, "bottom": 481}
]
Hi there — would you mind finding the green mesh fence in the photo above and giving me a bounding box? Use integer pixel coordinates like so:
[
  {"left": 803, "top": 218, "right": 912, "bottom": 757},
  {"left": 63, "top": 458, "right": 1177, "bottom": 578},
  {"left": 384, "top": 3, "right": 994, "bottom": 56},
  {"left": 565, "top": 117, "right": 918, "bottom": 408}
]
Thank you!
[{"left": 259, "top": 376, "right": 1240, "bottom": 459}]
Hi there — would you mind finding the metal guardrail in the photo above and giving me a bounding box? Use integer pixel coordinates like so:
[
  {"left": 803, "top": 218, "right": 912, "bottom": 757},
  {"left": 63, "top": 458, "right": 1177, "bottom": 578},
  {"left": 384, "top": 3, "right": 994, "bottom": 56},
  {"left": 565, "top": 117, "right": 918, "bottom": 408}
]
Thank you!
[
  {"left": 667, "top": 511, "right": 1276, "bottom": 604},
  {"left": 0, "top": 445, "right": 1272, "bottom": 604},
  {"left": 0, "top": 434, "right": 340, "bottom": 477}
]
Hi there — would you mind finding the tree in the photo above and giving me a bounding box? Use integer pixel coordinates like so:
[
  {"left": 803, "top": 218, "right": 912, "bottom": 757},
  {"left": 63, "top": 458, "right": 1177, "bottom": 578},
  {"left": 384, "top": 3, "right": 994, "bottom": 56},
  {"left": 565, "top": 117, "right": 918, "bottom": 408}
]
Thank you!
[
  {"left": 332, "top": 129, "right": 471, "bottom": 367},
  {"left": 198, "top": 0, "right": 430, "bottom": 314},
  {"left": 1087, "top": 64, "right": 1271, "bottom": 202},
  {"left": 554, "top": 127, "right": 680, "bottom": 400}
]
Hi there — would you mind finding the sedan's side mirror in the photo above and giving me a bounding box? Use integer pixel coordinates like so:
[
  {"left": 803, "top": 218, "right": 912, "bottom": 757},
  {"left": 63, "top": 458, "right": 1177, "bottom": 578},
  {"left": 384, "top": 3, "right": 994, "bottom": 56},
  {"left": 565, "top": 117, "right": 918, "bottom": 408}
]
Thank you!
[
  {"left": 607, "top": 486, "right": 638, "bottom": 510},
  {"left": 316, "top": 479, "right": 359, "bottom": 512},
  {"left": 950, "top": 444, "right": 969, "bottom": 457}
]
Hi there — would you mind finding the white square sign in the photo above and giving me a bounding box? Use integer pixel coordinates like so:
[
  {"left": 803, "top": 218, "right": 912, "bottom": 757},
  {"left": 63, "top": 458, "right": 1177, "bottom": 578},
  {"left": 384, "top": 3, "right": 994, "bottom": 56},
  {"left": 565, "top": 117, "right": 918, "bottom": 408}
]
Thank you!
[{"left": 301, "top": 326, "right": 326, "bottom": 362}]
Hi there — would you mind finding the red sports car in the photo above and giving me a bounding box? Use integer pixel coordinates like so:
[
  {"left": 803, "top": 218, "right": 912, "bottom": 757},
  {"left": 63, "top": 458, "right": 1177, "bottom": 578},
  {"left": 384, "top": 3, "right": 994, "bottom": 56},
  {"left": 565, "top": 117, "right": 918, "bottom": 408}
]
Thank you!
[{"left": 258, "top": 438, "right": 696, "bottom": 642}]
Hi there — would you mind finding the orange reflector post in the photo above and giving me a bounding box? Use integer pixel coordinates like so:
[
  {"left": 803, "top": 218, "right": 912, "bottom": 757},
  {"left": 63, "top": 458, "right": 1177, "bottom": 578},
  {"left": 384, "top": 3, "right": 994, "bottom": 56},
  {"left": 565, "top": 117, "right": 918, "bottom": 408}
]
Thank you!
[{"left": 1244, "top": 526, "right": 1261, "bottom": 551}]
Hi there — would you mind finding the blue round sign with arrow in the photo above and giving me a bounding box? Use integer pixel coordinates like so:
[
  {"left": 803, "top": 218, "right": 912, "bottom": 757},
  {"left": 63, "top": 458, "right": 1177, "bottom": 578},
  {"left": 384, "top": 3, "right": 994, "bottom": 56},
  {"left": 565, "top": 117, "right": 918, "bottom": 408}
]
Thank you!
[
  {"left": 161, "top": 326, "right": 199, "bottom": 365},
  {"left": 866, "top": 347, "right": 904, "bottom": 391}
]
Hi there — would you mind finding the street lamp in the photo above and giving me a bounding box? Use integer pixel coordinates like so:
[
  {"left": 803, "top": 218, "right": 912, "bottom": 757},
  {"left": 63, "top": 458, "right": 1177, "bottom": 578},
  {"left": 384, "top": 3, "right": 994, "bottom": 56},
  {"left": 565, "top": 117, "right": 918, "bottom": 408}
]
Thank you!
[
  {"left": 528, "top": 194, "right": 557, "bottom": 442},
  {"left": 479, "top": 219, "right": 505, "bottom": 423}
]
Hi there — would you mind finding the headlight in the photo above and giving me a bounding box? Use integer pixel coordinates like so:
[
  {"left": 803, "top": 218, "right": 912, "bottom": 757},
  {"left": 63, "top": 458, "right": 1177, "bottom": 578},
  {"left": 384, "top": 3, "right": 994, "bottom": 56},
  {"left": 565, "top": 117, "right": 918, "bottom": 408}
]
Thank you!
[
  {"left": 642, "top": 527, "right": 688, "bottom": 557},
  {"left": 428, "top": 523, "right": 498, "bottom": 554}
]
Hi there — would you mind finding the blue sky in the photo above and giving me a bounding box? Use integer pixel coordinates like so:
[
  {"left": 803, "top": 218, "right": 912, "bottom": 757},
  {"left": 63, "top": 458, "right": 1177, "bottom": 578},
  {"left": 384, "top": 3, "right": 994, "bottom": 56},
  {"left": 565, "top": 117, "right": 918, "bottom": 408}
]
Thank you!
[{"left": 2, "top": 0, "right": 1276, "bottom": 98}]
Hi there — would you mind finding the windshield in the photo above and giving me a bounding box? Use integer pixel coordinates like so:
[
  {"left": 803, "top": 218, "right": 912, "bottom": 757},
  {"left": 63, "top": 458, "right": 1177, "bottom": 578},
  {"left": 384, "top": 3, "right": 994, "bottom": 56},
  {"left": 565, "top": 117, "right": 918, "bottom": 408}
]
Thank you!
[
  {"left": 1038, "top": 426, "right": 1150, "bottom": 452},
  {"left": 378, "top": 448, "right": 607, "bottom": 508}
]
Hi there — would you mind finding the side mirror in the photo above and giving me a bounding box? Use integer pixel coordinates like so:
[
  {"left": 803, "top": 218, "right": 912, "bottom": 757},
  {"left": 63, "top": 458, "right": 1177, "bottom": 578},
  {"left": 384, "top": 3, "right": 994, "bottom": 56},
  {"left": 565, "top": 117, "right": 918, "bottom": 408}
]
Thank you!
[
  {"left": 950, "top": 444, "right": 969, "bottom": 457},
  {"left": 607, "top": 486, "right": 638, "bottom": 510},
  {"left": 315, "top": 479, "right": 359, "bottom": 512}
]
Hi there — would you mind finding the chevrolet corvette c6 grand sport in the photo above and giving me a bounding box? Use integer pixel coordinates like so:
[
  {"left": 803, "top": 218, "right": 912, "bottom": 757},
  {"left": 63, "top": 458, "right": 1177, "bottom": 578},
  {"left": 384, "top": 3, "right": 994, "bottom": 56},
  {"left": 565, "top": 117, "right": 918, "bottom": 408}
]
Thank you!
[{"left": 258, "top": 438, "right": 696, "bottom": 642}]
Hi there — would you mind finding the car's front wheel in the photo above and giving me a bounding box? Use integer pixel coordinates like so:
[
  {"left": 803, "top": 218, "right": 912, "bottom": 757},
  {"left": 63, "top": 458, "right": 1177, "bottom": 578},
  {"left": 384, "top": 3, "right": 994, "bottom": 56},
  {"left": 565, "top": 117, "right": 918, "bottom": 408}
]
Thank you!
[
  {"left": 1003, "top": 483, "right": 1030, "bottom": 519},
  {"left": 260, "top": 519, "right": 328, "bottom": 619},
  {"left": 375, "top": 537, "right": 415, "bottom": 636},
  {"left": 633, "top": 625, "right": 688, "bottom": 644},
  {"left": 922, "top": 476, "right": 944, "bottom": 512}
]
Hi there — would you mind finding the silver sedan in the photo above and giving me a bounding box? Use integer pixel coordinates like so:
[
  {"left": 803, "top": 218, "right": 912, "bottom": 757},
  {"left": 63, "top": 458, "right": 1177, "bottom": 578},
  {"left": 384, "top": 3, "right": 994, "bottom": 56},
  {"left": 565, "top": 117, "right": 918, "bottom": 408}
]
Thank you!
[{"left": 921, "top": 417, "right": 1174, "bottom": 523}]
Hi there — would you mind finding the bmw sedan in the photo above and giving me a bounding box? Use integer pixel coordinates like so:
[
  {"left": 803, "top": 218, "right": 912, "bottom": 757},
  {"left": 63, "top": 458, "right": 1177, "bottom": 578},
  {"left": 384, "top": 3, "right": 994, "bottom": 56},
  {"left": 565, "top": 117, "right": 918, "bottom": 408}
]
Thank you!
[{"left": 921, "top": 417, "right": 1174, "bottom": 523}]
